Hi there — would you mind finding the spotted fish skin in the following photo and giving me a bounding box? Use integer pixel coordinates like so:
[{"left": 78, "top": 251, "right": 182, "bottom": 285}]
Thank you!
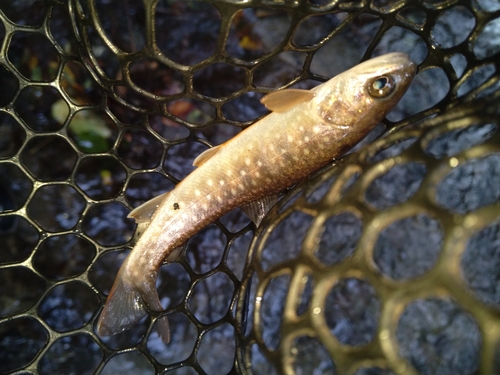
[{"left": 97, "top": 53, "right": 417, "bottom": 343}]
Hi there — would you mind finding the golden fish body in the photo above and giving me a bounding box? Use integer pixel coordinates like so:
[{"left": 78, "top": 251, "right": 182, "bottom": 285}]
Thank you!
[{"left": 97, "top": 52, "right": 416, "bottom": 343}]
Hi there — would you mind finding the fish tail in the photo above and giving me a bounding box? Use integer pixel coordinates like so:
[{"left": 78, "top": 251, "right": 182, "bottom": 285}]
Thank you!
[{"left": 96, "top": 260, "right": 171, "bottom": 344}]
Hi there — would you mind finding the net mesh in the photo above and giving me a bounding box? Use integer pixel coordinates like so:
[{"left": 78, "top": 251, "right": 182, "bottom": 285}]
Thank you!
[{"left": 0, "top": 0, "right": 499, "bottom": 374}]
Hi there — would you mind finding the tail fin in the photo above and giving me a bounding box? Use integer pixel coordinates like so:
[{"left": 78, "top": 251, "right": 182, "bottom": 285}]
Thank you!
[{"left": 96, "top": 264, "right": 171, "bottom": 343}]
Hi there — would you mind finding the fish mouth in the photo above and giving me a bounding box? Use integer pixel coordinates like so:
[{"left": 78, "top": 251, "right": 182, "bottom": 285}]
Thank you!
[
  {"left": 379, "top": 52, "right": 417, "bottom": 78},
  {"left": 388, "top": 52, "right": 417, "bottom": 77}
]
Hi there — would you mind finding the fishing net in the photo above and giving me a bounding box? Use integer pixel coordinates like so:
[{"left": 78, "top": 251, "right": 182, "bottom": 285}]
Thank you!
[{"left": 1, "top": 0, "right": 499, "bottom": 374}]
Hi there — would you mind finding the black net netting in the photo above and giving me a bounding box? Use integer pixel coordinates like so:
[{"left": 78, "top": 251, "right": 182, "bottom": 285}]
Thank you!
[{"left": 1, "top": 0, "right": 500, "bottom": 374}]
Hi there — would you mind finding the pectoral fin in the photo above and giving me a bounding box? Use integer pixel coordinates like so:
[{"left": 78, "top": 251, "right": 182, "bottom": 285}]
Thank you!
[
  {"left": 128, "top": 191, "right": 170, "bottom": 224},
  {"left": 193, "top": 145, "right": 222, "bottom": 167},
  {"left": 241, "top": 194, "right": 279, "bottom": 226},
  {"left": 260, "top": 89, "right": 315, "bottom": 113}
]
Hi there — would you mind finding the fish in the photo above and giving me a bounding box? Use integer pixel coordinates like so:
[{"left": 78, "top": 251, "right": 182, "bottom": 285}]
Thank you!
[{"left": 96, "top": 52, "right": 417, "bottom": 343}]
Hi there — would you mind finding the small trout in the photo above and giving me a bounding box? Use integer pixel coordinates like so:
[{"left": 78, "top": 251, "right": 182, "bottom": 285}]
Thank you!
[{"left": 97, "top": 52, "right": 416, "bottom": 343}]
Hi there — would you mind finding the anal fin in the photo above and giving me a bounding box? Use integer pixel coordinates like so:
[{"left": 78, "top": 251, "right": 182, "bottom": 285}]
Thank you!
[
  {"left": 128, "top": 191, "right": 170, "bottom": 224},
  {"left": 241, "top": 194, "right": 279, "bottom": 226}
]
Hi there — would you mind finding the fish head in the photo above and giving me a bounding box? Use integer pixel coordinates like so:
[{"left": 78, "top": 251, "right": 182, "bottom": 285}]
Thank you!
[{"left": 312, "top": 52, "right": 417, "bottom": 140}]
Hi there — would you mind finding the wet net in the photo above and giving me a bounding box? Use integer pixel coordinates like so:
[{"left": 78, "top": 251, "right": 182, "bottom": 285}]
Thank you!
[{"left": 1, "top": 0, "right": 500, "bottom": 374}]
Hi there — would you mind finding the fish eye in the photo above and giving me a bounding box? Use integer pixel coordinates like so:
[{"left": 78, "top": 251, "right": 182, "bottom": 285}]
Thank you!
[{"left": 368, "top": 75, "right": 396, "bottom": 98}]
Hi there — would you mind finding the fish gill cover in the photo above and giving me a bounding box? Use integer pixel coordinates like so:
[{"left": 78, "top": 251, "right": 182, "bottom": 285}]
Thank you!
[{"left": 0, "top": 0, "right": 499, "bottom": 375}]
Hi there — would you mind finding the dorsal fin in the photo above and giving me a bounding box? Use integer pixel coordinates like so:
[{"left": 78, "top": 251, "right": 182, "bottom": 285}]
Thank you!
[
  {"left": 193, "top": 145, "right": 222, "bottom": 167},
  {"left": 260, "top": 89, "right": 315, "bottom": 113},
  {"left": 128, "top": 191, "right": 170, "bottom": 224},
  {"left": 241, "top": 194, "right": 279, "bottom": 226},
  {"left": 166, "top": 244, "right": 185, "bottom": 262}
]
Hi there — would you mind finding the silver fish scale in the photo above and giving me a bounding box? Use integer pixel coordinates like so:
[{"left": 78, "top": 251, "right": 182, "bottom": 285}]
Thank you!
[{"left": 0, "top": 1, "right": 499, "bottom": 375}]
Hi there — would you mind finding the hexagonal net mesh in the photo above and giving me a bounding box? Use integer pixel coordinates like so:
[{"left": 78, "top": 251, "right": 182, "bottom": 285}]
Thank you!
[{"left": 0, "top": 0, "right": 499, "bottom": 374}]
